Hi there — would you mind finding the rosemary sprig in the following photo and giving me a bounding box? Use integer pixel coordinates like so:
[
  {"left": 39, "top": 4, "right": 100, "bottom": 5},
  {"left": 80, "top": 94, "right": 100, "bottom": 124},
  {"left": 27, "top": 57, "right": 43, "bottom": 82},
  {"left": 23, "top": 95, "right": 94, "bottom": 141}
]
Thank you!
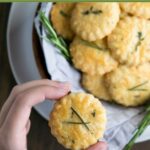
[
  {"left": 39, "top": 11, "right": 71, "bottom": 62},
  {"left": 134, "top": 32, "right": 144, "bottom": 52},
  {"left": 71, "top": 107, "right": 90, "bottom": 131},
  {"left": 124, "top": 105, "right": 150, "bottom": 150},
  {"left": 63, "top": 121, "right": 90, "bottom": 125},
  {"left": 79, "top": 39, "right": 107, "bottom": 51},
  {"left": 128, "top": 81, "right": 148, "bottom": 91},
  {"left": 59, "top": 10, "right": 70, "bottom": 18}
]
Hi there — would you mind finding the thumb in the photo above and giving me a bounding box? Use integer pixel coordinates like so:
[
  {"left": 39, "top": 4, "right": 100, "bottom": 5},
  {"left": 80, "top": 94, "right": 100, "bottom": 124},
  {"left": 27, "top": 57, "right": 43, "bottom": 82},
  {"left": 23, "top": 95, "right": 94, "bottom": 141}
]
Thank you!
[{"left": 87, "top": 141, "right": 107, "bottom": 150}]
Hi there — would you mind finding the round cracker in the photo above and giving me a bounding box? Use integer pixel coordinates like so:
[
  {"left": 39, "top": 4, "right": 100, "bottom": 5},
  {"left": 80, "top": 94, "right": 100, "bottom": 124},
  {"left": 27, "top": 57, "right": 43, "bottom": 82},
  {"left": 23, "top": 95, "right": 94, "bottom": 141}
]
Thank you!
[
  {"left": 71, "top": 2, "right": 120, "bottom": 41},
  {"left": 70, "top": 37, "right": 118, "bottom": 75},
  {"left": 105, "top": 63, "right": 150, "bottom": 106},
  {"left": 49, "top": 92, "right": 106, "bottom": 150},
  {"left": 108, "top": 17, "right": 150, "bottom": 66}
]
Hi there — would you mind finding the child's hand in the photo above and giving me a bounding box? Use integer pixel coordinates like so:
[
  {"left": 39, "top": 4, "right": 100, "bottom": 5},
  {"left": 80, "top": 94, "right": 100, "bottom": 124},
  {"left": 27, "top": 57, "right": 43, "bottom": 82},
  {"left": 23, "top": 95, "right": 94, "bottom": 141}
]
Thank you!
[{"left": 0, "top": 79, "right": 107, "bottom": 150}]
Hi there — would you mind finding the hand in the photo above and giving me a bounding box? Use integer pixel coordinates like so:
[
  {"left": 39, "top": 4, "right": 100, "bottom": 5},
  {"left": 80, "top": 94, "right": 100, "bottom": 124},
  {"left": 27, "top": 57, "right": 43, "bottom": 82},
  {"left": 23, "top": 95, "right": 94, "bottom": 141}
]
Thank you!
[{"left": 0, "top": 79, "right": 107, "bottom": 150}]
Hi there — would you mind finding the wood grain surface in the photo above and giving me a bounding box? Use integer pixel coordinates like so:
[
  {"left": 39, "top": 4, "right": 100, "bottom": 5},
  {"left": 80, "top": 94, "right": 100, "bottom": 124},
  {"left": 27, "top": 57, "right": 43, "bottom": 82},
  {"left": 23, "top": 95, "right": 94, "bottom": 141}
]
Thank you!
[{"left": 0, "top": 3, "right": 149, "bottom": 150}]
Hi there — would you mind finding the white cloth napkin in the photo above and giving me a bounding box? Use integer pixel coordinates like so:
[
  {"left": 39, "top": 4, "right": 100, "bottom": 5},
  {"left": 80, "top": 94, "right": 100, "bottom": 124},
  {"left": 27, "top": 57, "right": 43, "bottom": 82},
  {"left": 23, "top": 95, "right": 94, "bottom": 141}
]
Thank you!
[{"left": 34, "top": 3, "right": 146, "bottom": 150}]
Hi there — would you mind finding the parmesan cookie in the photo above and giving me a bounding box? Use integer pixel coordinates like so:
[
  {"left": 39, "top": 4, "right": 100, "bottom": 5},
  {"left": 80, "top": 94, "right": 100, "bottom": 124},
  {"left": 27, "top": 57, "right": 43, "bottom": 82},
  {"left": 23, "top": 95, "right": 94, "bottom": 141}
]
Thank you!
[
  {"left": 105, "top": 64, "right": 150, "bottom": 106},
  {"left": 71, "top": 2, "right": 120, "bottom": 41},
  {"left": 51, "top": 3, "right": 75, "bottom": 40},
  {"left": 108, "top": 17, "right": 150, "bottom": 66},
  {"left": 70, "top": 37, "right": 118, "bottom": 75},
  {"left": 49, "top": 92, "right": 106, "bottom": 150},
  {"left": 82, "top": 73, "right": 111, "bottom": 101},
  {"left": 120, "top": 2, "right": 150, "bottom": 19}
]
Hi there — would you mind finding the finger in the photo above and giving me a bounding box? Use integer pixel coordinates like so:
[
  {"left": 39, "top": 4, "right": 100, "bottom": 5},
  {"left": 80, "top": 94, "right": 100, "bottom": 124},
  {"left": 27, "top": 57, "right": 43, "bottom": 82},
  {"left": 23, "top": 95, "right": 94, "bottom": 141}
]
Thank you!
[
  {"left": 26, "top": 120, "right": 31, "bottom": 134},
  {"left": 87, "top": 142, "right": 107, "bottom": 150},
  {"left": 0, "top": 79, "right": 70, "bottom": 127},
  {"left": 2, "top": 84, "right": 70, "bottom": 133}
]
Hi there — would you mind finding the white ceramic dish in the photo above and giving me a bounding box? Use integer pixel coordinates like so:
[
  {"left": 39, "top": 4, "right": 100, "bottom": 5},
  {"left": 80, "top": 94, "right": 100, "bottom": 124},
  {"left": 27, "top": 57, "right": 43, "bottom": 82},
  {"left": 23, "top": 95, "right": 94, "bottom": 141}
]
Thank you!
[
  {"left": 7, "top": 2, "right": 54, "bottom": 121},
  {"left": 7, "top": 3, "right": 150, "bottom": 143}
]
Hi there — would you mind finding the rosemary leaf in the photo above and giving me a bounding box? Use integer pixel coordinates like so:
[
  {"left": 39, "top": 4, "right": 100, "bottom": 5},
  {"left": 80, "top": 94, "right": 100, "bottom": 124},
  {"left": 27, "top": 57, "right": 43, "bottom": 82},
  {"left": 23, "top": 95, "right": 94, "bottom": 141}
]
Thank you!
[
  {"left": 71, "top": 107, "right": 90, "bottom": 131},
  {"left": 90, "top": 6, "right": 93, "bottom": 11},
  {"left": 134, "top": 32, "right": 144, "bottom": 51},
  {"left": 79, "top": 39, "right": 107, "bottom": 51},
  {"left": 60, "top": 10, "right": 70, "bottom": 18},
  {"left": 72, "top": 140, "right": 75, "bottom": 144},
  {"left": 128, "top": 81, "right": 148, "bottom": 91},
  {"left": 63, "top": 121, "right": 90, "bottom": 125},
  {"left": 59, "top": 36, "right": 68, "bottom": 49},
  {"left": 82, "top": 10, "right": 90, "bottom": 15},
  {"left": 129, "top": 89, "right": 147, "bottom": 91},
  {"left": 146, "top": 104, "right": 150, "bottom": 112},
  {"left": 92, "top": 10, "right": 103, "bottom": 15},
  {"left": 91, "top": 110, "right": 96, "bottom": 117},
  {"left": 82, "top": 6, "right": 102, "bottom": 15}
]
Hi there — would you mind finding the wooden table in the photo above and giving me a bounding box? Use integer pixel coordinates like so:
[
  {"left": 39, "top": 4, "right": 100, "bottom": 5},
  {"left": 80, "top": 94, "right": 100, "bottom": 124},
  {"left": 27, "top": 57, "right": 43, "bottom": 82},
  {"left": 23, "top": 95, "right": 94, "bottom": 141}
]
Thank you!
[{"left": 0, "top": 3, "right": 149, "bottom": 150}]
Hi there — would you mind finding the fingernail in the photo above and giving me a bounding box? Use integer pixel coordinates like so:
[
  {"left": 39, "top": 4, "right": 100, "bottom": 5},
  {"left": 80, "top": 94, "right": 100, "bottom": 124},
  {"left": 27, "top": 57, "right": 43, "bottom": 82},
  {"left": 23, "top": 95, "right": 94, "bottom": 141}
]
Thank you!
[{"left": 57, "top": 84, "right": 71, "bottom": 93}]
